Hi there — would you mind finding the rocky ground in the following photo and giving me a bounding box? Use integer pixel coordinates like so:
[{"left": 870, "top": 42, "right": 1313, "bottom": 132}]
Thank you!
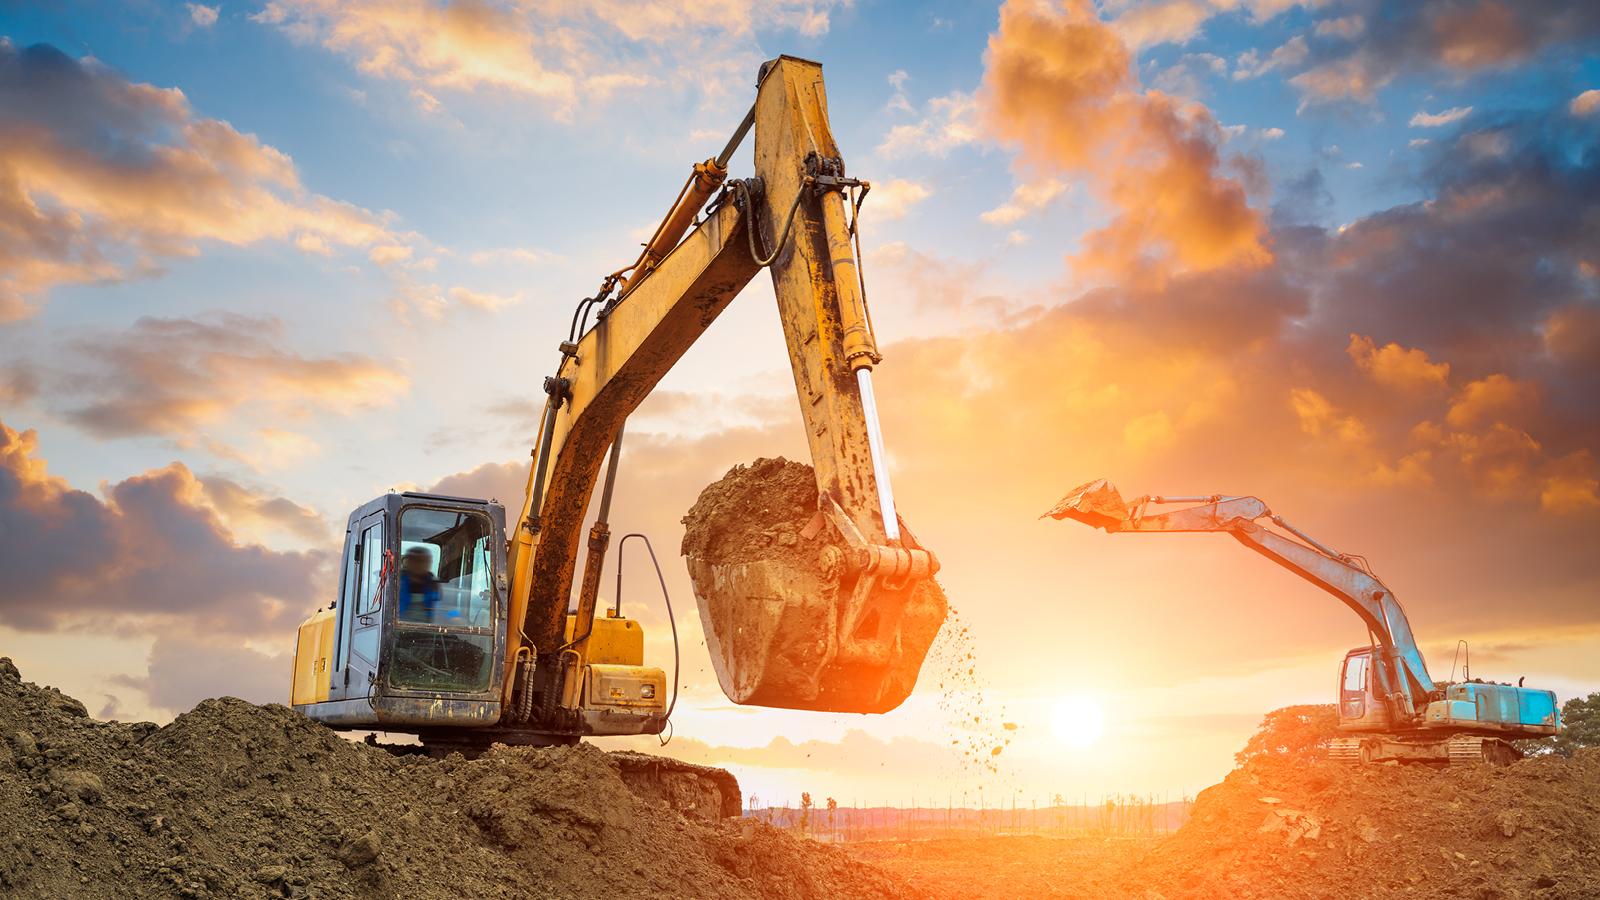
[
  {"left": 851, "top": 749, "right": 1600, "bottom": 899},
  {"left": 0, "top": 657, "right": 919, "bottom": 900}
]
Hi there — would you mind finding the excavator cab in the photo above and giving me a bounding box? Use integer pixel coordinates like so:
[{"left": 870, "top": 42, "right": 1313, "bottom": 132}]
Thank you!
[
  {"left": 291, "top": 491, "right": 669, "bottom": 744},
  {"left": 290, "top": 493, "right": 510, "bottom": 729}
]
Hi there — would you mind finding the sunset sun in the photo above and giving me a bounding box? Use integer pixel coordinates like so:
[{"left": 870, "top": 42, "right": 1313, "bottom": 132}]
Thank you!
[{"left": 1051, "top": 695, "right": 1106, "bottom": 748}]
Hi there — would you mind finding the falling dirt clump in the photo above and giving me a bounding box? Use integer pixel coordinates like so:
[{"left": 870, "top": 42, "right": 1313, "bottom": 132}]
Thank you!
[
  {"left": 926, "top": 606, "right": 1013, "bottom": 776},
  {"left": 0, "top": 658, "right": 921, "bottom": 900},
  {"left": 1120, "top": 750, "right": 1600, "bottom": 899},
  {"left": 681, "top": 456, "right": 820, "bottom": 570}
]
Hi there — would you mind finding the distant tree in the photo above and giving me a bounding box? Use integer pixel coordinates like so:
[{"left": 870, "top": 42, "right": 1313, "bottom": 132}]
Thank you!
[
  {"left": 826, "top": 797, "right": 837, "bottom": 841},
  {"left": 800, "top": 792, "right": 813, "bottom": 835},
  {"left": 1235, "top": 704, "right": 1340, "bottom": 765},
  {"left": 1519, "top": 692, "right": 1600, "bottom": 758}
]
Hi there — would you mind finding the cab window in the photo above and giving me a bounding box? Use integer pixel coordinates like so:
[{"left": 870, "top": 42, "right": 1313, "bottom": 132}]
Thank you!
[
  {"left": 1342, "top": 653, "right": 1368, "bottom": 692},
  {"left": 389, "top": 507, "right": 495, "bottom": 693}
]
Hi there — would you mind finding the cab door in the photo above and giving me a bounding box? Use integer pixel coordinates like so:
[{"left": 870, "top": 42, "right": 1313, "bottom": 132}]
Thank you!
[
  {"left": 1337, "top": 647, "right": 1391, "bottom": 731},
  {"left": 340, "top": 511, "right": 388, "bottom": 698}
]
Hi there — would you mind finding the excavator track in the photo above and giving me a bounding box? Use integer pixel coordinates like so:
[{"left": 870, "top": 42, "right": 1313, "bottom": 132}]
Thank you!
[
  {"left": 367, "top": 735, "right": 741, "bottom": 822},
  {"left": 1446, "top": 735, "right": 1521, "bottom": 767},
  {"left": 1447, "top": 735, "right": 1487, "bottom": 766},
  {"left": 1327, "top": 737, "right": 1362, "bottom": 764},
  {"left": 612, "top": 751, "right": 743, "bottom": 821}
]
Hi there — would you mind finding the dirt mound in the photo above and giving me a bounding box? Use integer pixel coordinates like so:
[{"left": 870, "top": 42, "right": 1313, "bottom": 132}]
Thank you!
[
  {"left": 1125, "top": 751, "right": 1600, "bottom": 900},
  {"left": 0, "top": 658, "right": 921, "bottom": 900},
  {"left": 681, "top": 456, "right": 820, "bottom": 569}
]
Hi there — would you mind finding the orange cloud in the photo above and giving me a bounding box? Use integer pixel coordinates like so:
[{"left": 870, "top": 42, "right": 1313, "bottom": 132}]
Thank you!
[
  {"left": 1446, "top": 374, "right": 1537, "bottom": 428},
  {"left": 0, "top": 41, "right": 398, "bottom": 320},
  {"left": 253, "top": 0, "right": 847, "bottom": 115},
  {"left": 980, "top": 0, "right": 1271, "bottom": 279},
  {"left": 1347, "top": 334, "right": 1450, "bottom": 391}
]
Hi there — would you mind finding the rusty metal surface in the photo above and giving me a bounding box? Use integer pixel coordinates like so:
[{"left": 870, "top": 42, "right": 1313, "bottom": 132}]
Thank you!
[{"left": 687, "top": 552, "right": 946, "bottom": 714}]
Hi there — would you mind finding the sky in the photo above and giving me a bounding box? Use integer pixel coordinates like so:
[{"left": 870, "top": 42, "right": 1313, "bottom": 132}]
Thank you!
[{"left": 2, "top": 0, "right": 1599, "bottom": 808}]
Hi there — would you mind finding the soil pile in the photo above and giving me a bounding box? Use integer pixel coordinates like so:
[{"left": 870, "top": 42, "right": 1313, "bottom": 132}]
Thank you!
[
  {"left": 1126, "top": 750, "right": 1600, "bottom": 900},
  {"left": 680, "top": 456, "right": 820, "bottom": 569},
  {"left": 0, "top": 657, "right": 921, "bottom": 900}
]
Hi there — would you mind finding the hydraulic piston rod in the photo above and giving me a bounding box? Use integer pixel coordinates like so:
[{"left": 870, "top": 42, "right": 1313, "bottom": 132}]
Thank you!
[{"left": 856, "top": 368, "right": 900, "bottom": 542}]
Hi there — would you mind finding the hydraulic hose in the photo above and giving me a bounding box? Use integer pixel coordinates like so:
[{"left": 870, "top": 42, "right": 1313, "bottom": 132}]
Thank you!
[{"left": 615, "top": 533, "right": 680, "bottom": 742}]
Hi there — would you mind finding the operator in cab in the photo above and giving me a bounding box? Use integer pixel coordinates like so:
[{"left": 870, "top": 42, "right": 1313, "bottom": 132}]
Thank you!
[{"left": 397, "top": 546, "right": 442, "bottom": 623}]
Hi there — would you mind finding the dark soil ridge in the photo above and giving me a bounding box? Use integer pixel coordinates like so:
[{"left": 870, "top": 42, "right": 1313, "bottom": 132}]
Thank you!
[{"left": 0, "top": 657, "right": 921, "bottom": 900}]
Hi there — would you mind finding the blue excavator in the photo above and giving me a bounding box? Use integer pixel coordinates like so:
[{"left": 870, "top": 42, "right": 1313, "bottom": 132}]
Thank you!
[{"left": 1046, "top": 480, "right": 1561, "bottom": 765}]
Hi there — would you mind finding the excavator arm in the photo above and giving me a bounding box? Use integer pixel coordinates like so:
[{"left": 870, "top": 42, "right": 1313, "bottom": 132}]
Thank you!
[
  {"left": 503, "top": 56, "right": 943, "bottom": 727},
  {"left": 1045, "top": 480, "right": 1436, "bottom": 721}
]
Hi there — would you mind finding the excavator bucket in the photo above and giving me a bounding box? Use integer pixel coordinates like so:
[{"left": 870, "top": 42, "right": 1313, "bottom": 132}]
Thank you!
[
  {"left": 682, "top": 460, "right": 947, "bottom": 714},
  {"left": 1042, "top": 479, "right": 1132, "bottom": 531}
]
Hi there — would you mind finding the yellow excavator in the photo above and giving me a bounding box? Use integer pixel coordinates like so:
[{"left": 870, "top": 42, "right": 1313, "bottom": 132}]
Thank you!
[{"left": 288, "top": 57, "right": 945, "bottom": 763}]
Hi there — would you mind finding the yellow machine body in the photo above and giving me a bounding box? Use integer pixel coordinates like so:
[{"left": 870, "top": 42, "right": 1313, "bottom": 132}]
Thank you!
[
  {"left": 291, "top": 607, "right": 336, "bottom": 706},
  {"left": 562, "top": 612, "right": 645, "bottom": 666}
]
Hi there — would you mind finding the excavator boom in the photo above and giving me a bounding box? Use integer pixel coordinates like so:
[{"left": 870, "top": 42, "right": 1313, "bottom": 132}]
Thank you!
[{"left": 505, "top": 55, "right": 943, "bottom": 724}]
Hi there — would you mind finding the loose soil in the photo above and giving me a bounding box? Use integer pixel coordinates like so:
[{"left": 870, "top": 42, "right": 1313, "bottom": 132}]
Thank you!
[
  {"left": 850, "top": 750, "right": 1600, "bottom": 899},
  {"left": 680, "top": 456, "right": 821, "bottom": 570},
  {"left": 0, "top": 657, "right": 921, "bottom": 900}
]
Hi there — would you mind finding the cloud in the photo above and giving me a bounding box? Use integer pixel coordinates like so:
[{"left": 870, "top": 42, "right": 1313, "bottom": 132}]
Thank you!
[
  {"left": 186, "top": 4, "right": 219, "bottom": 27},
  {"left": 1410, "top": 106, "right": 1473, "bottom": 127},
  {"left": 1347, "top": 335, "right": 1450, "bottom": 391},
  {"left": 1151, "top": 52, "right": 1227, "bottom": 99},
  {"left": 1314, "top": 14, "right": 1364, "bottom": 39},
  {"left": 15, "top": 313, "right": 408, "bottom": 446},
  {"left": 252, "top": 0, "right": 848, "bottom": 117},
  {"left": 0, "top": 420, "right": 329, "bottom": 637},
  {"left": 0, "top": 40, "right": 397, "bottom": 321},
  {"left": 197, "top": 474, "right": 331, "bottom": 543},
  {"left": 1108, "top": 0, "right": 1326, "bottom": 48},
  {"left": 876, "top": 91, "right": 980, "bottom": 158},
  {"left": 865, "top": 179, "right": 932, "bottom": 221},
  {"left": 980, "top": 179, "right": 1066, "bottom": 225},
  {"left": 979, "top": 0, "right": 1271, "bottom": 279},
  {"left": 1289, "top": 1, "right": 1600, "bottom": 106},
  {"left": 114, "top": 635, "right": 293, "bottom": 715},
  {"left": 1111, "top": 0, "right": 1216, "bottom": 48},
  {"left": 1573, "top": 90, "right": 1600, "bottom": 117},
  {"left": 466, "top": 246, "right": 555, "bottom": 266},
  {"left": 1232, "top": 36, "right": 1308, "bottom": 80},
  {"left": 448, "top": 285, "right": 523, "bottom": 311}
]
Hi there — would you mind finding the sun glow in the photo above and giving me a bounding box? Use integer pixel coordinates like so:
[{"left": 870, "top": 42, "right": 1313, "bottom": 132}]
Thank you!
[{"left": 1051, "top": 695, "right": 1106, "bottom": 748}]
